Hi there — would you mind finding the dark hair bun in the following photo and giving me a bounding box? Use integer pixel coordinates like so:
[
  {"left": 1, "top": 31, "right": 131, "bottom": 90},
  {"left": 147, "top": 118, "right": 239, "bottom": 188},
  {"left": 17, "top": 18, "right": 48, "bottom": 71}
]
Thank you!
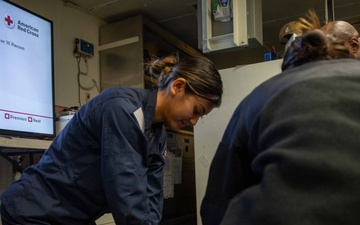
[
  {"left": 300, "top": 29, "right": 329, "bottom": 58},
  {"left": 282, "top": 30, "right": 331, "bottom": 71}
]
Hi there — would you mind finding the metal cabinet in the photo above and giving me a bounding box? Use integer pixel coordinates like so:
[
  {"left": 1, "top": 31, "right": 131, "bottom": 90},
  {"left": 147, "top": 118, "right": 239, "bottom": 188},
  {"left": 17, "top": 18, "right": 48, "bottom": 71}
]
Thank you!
[
  {"left": 99, "top": 15, "right": 203, "bottom": 91},
  {"left": 198, "top": 0, "right": 263, "bottom": 52}
]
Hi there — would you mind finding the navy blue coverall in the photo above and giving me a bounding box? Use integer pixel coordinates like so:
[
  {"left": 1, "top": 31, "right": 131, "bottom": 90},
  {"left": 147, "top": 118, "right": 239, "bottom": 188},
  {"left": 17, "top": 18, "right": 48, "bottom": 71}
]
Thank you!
[{"left": 1, "top": 87, "right": 167, "bottom": 225}]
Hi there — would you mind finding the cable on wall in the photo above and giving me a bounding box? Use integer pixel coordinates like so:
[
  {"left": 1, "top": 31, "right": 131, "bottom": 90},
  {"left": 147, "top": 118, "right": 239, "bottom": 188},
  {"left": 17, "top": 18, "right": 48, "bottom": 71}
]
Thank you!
[{"left": 73, "top": 38, "right": 100, "bottom": 106}]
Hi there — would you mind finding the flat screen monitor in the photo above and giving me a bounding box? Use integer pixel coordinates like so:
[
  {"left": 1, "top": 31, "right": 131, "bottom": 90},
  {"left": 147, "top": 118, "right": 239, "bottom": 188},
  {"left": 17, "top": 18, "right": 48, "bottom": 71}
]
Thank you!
[{"left": 0, "top": 0, "right": 55, "bottom": 139}]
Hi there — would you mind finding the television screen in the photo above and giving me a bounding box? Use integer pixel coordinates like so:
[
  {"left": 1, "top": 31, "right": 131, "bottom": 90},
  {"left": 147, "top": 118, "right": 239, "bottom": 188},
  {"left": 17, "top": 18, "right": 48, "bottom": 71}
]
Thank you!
[{"left": 0, "top": 0, "right": 55, "bottom": 139}]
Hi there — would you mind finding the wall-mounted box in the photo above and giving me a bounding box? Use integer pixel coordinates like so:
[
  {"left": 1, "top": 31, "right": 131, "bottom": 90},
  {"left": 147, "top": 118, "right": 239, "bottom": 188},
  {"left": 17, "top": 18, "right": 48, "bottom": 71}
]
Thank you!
[
  {"left": 79, "top": 39, "right": 94, "bottom": 56},
  {"left": 198, "top": 0, "right": 263, "bottom": 53}
]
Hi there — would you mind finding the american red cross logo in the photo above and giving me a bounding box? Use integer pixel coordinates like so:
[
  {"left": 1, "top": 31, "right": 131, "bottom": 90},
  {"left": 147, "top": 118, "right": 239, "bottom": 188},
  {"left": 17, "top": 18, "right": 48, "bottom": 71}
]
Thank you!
[
  {"left": 5, "top": 15, "right": 13, "bottom": 26},
  {"left": 4, "top": 15, "right": 15, "bottom": 29}
]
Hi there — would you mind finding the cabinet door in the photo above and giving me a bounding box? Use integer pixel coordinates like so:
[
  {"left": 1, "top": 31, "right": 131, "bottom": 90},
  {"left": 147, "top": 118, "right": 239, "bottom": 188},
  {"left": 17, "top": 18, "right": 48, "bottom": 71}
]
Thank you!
[
  {"left": 100, "top": 42, "right": 144, "bottom": 90},
  {"left": 99, "top": 16, "right": 144, "bottom": 91}
]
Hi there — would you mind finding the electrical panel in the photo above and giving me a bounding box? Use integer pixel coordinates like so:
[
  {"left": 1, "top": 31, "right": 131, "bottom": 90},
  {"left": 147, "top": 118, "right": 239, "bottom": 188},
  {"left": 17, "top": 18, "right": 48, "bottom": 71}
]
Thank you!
[
  {"left": 198, "top": 0, "right": 263, "bottom": 52},
  {"left": 74, "top": 38, "right": 94, "bottom": 57}
]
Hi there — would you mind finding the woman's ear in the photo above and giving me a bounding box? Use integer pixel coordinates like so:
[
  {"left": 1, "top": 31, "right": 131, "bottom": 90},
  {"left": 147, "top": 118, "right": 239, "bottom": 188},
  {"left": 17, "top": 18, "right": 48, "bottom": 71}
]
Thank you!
[{"left": 170, "top": 78, "right": 187, "bottom": 95}]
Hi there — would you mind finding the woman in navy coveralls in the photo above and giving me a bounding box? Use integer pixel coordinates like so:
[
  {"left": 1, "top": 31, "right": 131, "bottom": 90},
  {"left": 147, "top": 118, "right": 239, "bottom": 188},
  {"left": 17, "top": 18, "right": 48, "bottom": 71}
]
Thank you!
[{"left": 1, "top": 55, "right": 223, "bottom": 225}]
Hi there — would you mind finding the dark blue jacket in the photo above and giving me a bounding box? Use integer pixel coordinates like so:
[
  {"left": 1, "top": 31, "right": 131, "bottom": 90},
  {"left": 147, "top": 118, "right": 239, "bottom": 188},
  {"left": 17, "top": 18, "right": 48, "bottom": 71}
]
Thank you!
[
  {"left": 1, "top": 87, "right": 167, "bottom": 225},
  {"left": 201, "top": 59, "right": 360, "bottom": 225}
]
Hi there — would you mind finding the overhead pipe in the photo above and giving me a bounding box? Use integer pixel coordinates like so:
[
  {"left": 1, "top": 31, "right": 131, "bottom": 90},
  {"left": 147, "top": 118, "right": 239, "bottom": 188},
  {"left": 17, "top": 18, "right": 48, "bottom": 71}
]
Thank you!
[{"left": 325, "top": 0, "right": 335, "bottom": 23}]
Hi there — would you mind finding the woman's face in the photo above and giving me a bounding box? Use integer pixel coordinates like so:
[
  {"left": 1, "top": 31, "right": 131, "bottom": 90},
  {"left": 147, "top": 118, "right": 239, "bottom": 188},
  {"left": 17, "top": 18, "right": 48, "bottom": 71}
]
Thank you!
[{"left": 161, "top": 79, "right": 215, "bottom": 131}]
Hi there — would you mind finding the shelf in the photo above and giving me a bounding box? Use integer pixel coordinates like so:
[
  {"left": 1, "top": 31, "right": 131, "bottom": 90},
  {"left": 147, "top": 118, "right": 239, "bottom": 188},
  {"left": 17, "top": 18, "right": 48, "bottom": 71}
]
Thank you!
[
  {"left": 0, "top": 136, "right": 51, "bottom": 149},
  {"left": 0, "top": 136, "right": 51, "bottom": 172}
]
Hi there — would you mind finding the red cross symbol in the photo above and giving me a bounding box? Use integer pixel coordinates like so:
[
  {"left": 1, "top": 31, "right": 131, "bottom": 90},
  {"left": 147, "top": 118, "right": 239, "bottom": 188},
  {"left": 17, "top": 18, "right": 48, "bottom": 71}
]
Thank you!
[{"left": 5, "top": 15, "right": 13, "bottom": 26}]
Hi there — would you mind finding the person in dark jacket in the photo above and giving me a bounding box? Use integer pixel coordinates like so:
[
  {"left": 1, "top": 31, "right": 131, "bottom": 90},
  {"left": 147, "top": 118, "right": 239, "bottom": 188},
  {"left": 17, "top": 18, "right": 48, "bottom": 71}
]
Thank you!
[
  {"left": 0, "top": 55, "right": 223, "bottom": 225},
  {"left": 201, "top": 12, "right": 360, "bottom": 225}
]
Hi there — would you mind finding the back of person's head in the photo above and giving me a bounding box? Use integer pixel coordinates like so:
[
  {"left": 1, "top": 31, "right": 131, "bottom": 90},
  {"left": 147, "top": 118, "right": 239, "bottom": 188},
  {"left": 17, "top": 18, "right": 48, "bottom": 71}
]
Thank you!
[
  {"left": 146, "top": 55, "right": 223, "bottom": 107},
  {"left": 322, "top": 21, "right": 359, "bottom": 42},
  {"left": 322, "top": 21, "right": 360, "bottom": 59},
  {"left": 282, "top": 29, "right": 350, "bottom": 71},
  {"left": 282, "top": 9, "right": 352, "bottom": 71}
]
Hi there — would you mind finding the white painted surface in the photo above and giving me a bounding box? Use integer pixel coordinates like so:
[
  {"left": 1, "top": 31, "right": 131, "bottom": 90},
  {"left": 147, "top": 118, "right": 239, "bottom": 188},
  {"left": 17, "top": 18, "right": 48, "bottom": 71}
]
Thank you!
[{"left": 194, "top": 59, "right": 283, "bottom": 225}]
